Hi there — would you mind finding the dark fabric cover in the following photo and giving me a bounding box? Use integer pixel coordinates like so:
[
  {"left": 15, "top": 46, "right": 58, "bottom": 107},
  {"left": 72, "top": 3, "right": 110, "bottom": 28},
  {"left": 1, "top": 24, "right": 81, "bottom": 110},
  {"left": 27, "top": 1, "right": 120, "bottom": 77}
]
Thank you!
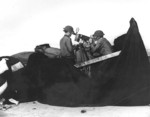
[
  {"left": 12, "top": 51, "right": 33, "bottom": 65},
  {"left": 89, "top": 18, "right": 150, "bottom": 106},
  {"left": 24, "top": 52, "right": 91, "bottom": 106},
  {"left": 0, "top": 56, "right": 20, "bottom": 86},
  {"left": 2, "top": 18, "right": 150, "bottom": 106},
  {"left": 23, "top": 18, "right": 150, "bottom": 106},
  {"left": 0, "top": 56, "right": 30, "bottom": 103},
  {"left": 113, "top": 34, "right": 126, "bottom": 52}
]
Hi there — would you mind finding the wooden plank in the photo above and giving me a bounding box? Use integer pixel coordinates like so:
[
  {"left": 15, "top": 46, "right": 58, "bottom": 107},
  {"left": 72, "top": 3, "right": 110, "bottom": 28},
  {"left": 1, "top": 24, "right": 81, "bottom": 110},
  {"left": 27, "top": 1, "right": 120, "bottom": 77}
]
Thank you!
[{"left": 74, "top": 51, "right": 121, "bottom": 68}]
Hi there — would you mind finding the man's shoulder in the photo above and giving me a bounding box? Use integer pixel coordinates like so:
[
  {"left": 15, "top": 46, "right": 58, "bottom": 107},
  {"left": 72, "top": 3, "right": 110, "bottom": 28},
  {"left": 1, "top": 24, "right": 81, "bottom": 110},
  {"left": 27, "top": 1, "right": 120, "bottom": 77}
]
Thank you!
[
  {"left": 96, "top": 38, "right": 108, "bottom": 45},
  {"left": 61, "top": 36, "right": 71, "bottom": 41},
  {"left": 101, "top": 37, "right": 107, "bottom": 40},
  {"left": 100, "top": 38, "right": 109, "bottom": 43},
  {"left": 101, "top": 38, "right": 112, "bottom": 47}
]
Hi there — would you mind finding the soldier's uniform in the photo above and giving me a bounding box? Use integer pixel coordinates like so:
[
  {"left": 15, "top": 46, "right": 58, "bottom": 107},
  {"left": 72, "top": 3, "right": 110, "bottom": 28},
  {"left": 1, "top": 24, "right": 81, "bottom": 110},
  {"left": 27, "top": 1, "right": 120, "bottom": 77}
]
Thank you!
[
  {"left": 91, "top": 30, "right": 113, "bottom": 57},
  {"left": 60, "top": 26, "right": 75, "bottom": 64}
]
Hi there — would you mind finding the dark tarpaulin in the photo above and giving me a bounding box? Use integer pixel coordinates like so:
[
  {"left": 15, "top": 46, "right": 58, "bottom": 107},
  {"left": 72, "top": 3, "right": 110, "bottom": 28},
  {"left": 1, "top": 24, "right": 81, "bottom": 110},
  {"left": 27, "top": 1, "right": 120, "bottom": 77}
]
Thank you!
[
  {"left": 39, "top": 18, "right": 150, "bottom": 106},
  {"left": 89, "top": 18, "right": 150, "bottom": 106},
  {"left": 22, "top": 18, "right": 150, "bottom": 107}
]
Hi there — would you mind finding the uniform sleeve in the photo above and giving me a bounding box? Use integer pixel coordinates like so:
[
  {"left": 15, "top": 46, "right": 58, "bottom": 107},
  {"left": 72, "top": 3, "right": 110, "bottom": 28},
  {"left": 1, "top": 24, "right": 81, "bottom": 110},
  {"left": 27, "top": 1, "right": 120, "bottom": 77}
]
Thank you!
[
  {"left": 66, "top": 38, "right": 73, "bottom": 52},
  {"left": 91, "top": 40, "right": 101, "bottom": 53}
]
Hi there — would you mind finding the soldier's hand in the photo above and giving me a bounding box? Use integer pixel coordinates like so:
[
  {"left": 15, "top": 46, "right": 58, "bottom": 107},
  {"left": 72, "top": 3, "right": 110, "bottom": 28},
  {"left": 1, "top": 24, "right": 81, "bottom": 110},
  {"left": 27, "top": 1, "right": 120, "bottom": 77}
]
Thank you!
[{"left": 89, "top": 38, "right": 93, "bottom": 44}]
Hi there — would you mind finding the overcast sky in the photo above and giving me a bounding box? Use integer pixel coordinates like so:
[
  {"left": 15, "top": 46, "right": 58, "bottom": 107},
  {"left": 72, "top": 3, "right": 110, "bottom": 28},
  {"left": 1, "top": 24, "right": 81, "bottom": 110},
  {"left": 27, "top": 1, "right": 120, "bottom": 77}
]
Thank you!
[{"left": 0, "top": 0, "right": 150, "bottom": 56}]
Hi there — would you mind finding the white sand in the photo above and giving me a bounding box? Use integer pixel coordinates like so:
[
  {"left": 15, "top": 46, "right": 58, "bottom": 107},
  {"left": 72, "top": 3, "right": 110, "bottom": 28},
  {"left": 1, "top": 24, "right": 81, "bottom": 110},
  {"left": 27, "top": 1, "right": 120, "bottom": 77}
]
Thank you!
[{"left": 0, "top": 101, "right": 150, "bottom": 117}]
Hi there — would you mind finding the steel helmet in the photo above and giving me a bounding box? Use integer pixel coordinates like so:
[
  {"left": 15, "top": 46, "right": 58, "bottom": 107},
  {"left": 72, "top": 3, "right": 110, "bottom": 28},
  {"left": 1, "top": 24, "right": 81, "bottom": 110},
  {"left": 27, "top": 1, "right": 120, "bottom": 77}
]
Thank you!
[
  {"left": 93, "top": 30, "right": 105, "bottom": 37},
  {"left": 63, "top": 25, "right": 75, "bottom": 34}
]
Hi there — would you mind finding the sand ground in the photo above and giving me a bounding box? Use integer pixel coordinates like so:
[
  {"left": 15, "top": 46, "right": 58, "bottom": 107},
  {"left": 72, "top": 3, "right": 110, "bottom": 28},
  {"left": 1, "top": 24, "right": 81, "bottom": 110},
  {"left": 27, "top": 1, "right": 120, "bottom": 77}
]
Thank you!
[{"left": 0, "top": 101, "right": 150, "bottom": 117}]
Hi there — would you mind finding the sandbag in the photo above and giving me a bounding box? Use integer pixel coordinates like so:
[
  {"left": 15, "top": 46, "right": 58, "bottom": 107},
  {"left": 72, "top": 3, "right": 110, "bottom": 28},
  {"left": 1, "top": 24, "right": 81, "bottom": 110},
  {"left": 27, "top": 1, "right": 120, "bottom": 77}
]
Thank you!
[{"left": 44, "top": 47, "right": 61, "bottom": 58}]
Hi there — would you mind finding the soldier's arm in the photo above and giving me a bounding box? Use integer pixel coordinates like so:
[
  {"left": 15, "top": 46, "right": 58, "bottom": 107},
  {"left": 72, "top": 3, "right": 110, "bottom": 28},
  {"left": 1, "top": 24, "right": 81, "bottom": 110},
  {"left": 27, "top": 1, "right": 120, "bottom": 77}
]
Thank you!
[
  {"left": 66, "top": 38, "right": 73, "bottom": 52},
  {"left": 91, "top": 42, "right": 100, "bottom": 52}
]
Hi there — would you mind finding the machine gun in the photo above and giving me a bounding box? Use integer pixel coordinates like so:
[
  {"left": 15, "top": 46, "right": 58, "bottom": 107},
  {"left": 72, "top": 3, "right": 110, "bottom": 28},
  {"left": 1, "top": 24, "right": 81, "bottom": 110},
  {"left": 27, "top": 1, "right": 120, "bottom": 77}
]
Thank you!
[{"left": 75, "top": 34, "right": 90, "bottom": 42}]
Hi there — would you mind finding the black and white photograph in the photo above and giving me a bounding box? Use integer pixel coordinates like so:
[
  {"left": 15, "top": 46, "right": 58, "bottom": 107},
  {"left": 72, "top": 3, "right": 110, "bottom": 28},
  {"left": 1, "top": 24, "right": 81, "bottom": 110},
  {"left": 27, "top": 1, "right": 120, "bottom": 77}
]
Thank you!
[{"left": 0, "top": 0, "right": 150, "bottom": 117}]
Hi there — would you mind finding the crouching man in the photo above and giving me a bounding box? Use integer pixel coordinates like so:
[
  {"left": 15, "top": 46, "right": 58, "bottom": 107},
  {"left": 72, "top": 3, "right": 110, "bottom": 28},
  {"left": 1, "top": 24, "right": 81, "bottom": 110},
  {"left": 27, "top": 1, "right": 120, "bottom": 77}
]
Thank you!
[{"left": 90, "top": 30, "right": 113, "bottom": 57}]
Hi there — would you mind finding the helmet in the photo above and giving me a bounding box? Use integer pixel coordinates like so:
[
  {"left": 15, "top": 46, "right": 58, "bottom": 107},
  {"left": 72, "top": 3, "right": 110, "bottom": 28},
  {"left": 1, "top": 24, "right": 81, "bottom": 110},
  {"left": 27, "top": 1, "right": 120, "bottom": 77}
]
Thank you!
[
  {"left": 93, "top": 30, "right": 104, "bottom": 37},
  {"left": 63, "top": 25, "right": 75, "bottom": 34}
]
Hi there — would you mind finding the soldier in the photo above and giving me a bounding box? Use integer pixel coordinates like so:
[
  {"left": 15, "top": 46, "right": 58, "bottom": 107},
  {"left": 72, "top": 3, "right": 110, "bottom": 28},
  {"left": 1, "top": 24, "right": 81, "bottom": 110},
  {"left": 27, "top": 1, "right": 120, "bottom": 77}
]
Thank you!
[
  {"left": 60, "top": 25, "right": 76, "bottom": 64},
  {"left": 90, "top": 30, "right": 113, "bottom": 57}
]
